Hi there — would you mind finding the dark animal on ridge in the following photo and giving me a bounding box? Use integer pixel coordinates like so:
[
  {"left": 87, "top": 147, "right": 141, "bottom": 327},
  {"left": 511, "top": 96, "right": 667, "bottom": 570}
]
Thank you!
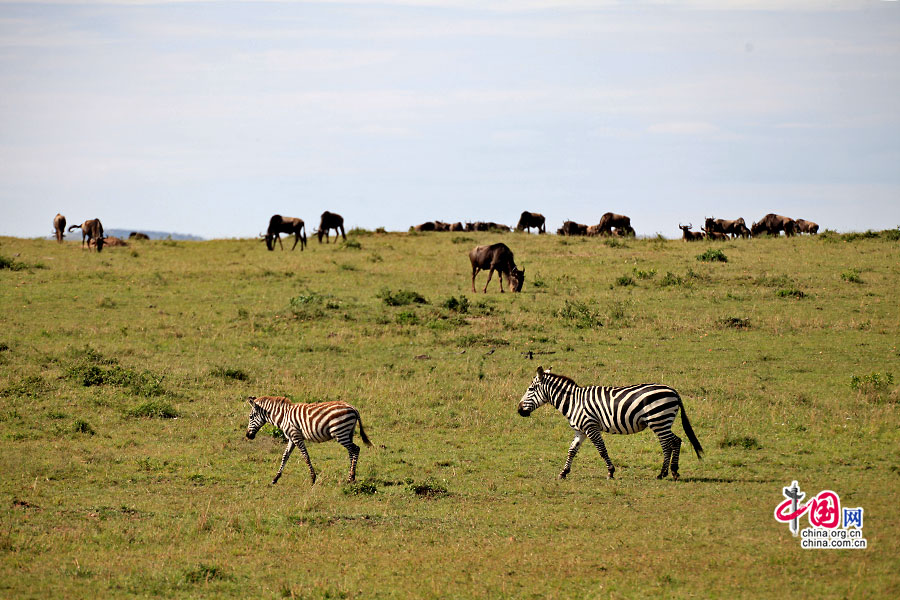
[
  {"left": 469, "top": 243, "right": 524, "bottom": 293},
  {"left": 751, "top": 213, "right": 797, "bottom": 237},
  {"left": 68, "top": 218, "right": 105, "bottom": 252},
  {"left": 317, "top": 211, "right": 346, "bottom": 243},
  {"left": 53, "top": 213, "right": 66, "bottom": 243},
  {"left": 263, "top": 215, "right": 307, "bottom": 251},
  {"left": 246, "top": 396, "right": 372, "bottom": 485},
  {"left": 129, "top": 232, "right": 150, "bottom": 240},
  {"left": 516, "top": 211, "right": 546, "bottom": 234},
  {"left": 704, "top": 217, "right": 747, "bottom": 239},
  {"left": 702, "top": 227, "right": 728, "bottom": 241},
  {"left": 596, "top": 212, "right": 634, "bottom": 236},
  {"left": 795, "top": 219, "right": 819, "bottom": 235},
  {"left": 414, "top": 222, "right": 436, "bottom": 232},
  {"left": 449, "top": 222, "right": 465, "bottom": 232},
  {"left": 517, "top": 367, "right": 703, "bottom": 481},
  {"left": 678, "top": 224, "right": 705, "bottom": 241},
  {"left": 558, "top": 221, "right": 588, "bottom": 236}
]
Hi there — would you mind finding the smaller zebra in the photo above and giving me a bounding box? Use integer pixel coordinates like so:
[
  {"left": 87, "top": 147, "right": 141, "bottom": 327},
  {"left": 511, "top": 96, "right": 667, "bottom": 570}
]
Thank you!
[
  {"left": 245, "top": 396, "right": 372, "bottom": 485},
  {"left": 517, "top": 367, "right": 703, "bottom": 481}
]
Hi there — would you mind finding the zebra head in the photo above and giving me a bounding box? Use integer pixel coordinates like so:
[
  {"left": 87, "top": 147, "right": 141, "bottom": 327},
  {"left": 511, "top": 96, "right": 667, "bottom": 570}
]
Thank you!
[
  {"left": 246, "top": 397, "right": 266, "bottom": 439},
  {"left": 518, "top": 366, "right": 551, "bottom": 417}
]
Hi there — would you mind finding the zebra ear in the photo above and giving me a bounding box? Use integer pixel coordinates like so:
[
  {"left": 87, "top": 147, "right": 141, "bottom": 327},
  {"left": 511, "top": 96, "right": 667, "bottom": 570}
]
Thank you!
[
  {"left": 246, "top": 396, "right": 257, "bottom": 406},
  {"left": 536, "top": 366, "right": 544, "bottom": 380}
]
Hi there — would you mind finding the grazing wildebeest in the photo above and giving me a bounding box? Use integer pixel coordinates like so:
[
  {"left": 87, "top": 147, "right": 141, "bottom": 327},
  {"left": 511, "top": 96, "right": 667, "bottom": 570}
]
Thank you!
[
  {"left": 317, "top": 211, "right": 346, "bottom": 243},
  {"left": 702, "top": 227, "right": 728, "bottom": 241},
  {"left": 52, "top": 214, "right": 66, "bottom": 243},
  {"left": 414, "top": 222, "right": 436, "bottom": 232},
  {"left": 751, "top": 214, "right": 797, "bottom": 237},
  {"left": 129, "top": 232, "right": 150, "bottom": 240},
  {"left": 449, "top": 222, "right": 465, "bottom": 232},
  {"left": 434, "top": 221, "right": 451, "bottom": 232},
  {"left": 469, "top": 243, "right": 525, "bottom": 293},
  {"left": 68, "top": 219, "right": 105, "bottom": 252},
  {"left": 557, "top": 221, "right": 588, "bottom": 236},
  {"left": 733, "top": 222, "right": 751, "bottom": 238},
  {"left": 516, "top": 211, "right": 546, "bottom": 234},
  {"left": 678, "top": 224, "right": 705, "bottom": 241},
  {"left": 795, "top": 219, "right": 819, "bottom": 235},
  {"left": 704, "top": 217, "right": 747, "bottom": 239},
  {"left": 596, "top": 212, "right": 634, "bottom": 236},
  {"left": 263, "top": 215, "right": 307, "bottom": 251},
  {"left": 92, "top": 236, "right": 127, "bottom": 248}
]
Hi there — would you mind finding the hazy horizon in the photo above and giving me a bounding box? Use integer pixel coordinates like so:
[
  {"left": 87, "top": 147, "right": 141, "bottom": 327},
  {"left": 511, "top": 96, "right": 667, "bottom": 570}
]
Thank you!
[{"left": 2, "top": 1, "right": 898, "bottom": 239}]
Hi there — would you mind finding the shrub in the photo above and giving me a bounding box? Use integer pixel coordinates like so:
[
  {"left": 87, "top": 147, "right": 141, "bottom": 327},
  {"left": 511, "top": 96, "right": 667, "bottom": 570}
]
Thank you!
[
  {"left": 632, "top": 267, "right": 657, "bottom": 280},
  {"left": 615, "top": 275, "right": 635, "bottom": 287},
  {"left": 408, "top": 478, "right": 448, "bottom": 498},
  {"left": 557, "top": 300, "right": 603, "bottom": 329},
  {"left": 659, "top": 271, "right": 685, "bottom": 287},
  {"left": 72, "top": 419, "right": 95, "bottom": 436},
  {"left": 211, "top": 367, "right": 249, "bottom": 381},
  {"left": 451, "top": 236, "right": 474, "bottom": 244},
  {"left": 721, "top": 316, "right": 750, "bottom": 329},
  {"left": 343, "top": 480, "right": 378, "bottom": 496},
  {"left": 697, "top": 248, "right": 727, "bottom": 263},
  {"left": 183, "top": 564, "right": 231, "bottom": 584},
  {"left": 719, "top": 435, "right": 761, "bottom": 450},
  {"left": 441, "top": 296, "right": 469, "bottom": 313},
  {"left": 395, "top": 311, "right": 419, "bottom": 326},
  {"left": 776, "top": 288, "right": 806, "bottom": 299},
  {"left": 378, "top": 288, "right": 427, "bottom": 306},
  {"left": 841, "top": 269, "right": 863, "bottom": 284},
  {"left": 341, "top": 239, "right": 362, "bottom": 250},
  {"left": 850, "top": 372, "right": 894, "bottom": 393},
  {"left": 126, "top": 400, "right": 179, "bottom": 419}
]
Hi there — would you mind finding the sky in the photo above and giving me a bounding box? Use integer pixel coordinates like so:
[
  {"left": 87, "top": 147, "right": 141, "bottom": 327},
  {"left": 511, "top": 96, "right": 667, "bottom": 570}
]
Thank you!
[{"left": 1, "top": 0, "right": 899, "bottom": 239}]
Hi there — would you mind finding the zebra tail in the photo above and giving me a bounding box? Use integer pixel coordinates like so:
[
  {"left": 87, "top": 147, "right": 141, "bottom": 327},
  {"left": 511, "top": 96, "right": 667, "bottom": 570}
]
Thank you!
[
  {"left": 356, "top": 413, "right": 373, "bottom": 447},
  {"left": 679, "top": 399, "right": 704, "bottom": 460}
]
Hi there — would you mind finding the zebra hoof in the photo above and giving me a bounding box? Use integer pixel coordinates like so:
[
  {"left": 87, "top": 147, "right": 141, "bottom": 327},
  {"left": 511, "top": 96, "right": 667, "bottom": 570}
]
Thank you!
[
  {"left": 557, "top": 472, "right": 568, "bottom": 480},
  {"left": 672, "top": 472, "right": 680, "bottom": 481}
]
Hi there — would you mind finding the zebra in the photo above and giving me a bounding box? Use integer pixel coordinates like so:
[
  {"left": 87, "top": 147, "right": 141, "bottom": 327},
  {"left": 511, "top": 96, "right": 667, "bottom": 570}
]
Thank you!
[
  {"left": 517, "top": 367, "right": 703, "bottom": 481},
  {"left": 245, "top": 396, "right": 372, "bottom": 485}
]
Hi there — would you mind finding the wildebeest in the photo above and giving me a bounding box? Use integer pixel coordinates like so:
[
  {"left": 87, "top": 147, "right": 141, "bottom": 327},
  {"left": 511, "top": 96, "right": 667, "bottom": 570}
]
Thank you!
[
  {"left": 596, "top": 212, "right": 634, "bottom": 236},
  {"left": 129, "top": 232, "right": 150, "bottom": 240},
  {"left": 52, "top": 214, "right": 66, "bottom": 243},
  {"left": 469, "top": 243, "right": 525, "bottom": 293},
  {"left": 704, "top": 217, "right": 748, "bottom": 239},
  {"left": 557, "top": 221, "right": 588, "bottom": 236},
  {"left": 795, "top": 219, "right": 819, "bottom": 235},
  {"left": 68, "top": 219, "right": 105, "bottom": 252},
  {"left": 516, "top": 211, "right": 546, "bottom": 234},
  {"left": 702, "top": 227, "right": 728, "bottom": 241},
  {"left": 92, "top": 236, "right": 127, "bottom": 248},
  {"left": 414, "top": 222, "right": 436, "bottom": 232},
  {"left": 751, "top": 214, "right": 797, "bottom": 237},
  {"left": 263, "top": 215, "right": 307, "bottom": 251},
  {"left": 434, "top": 221, "right": 451, "bottom": 232},
  {"left": 449, "top": 222, "right": 465, "bottom": 232},
  {"left": 678, "top": 224, "right": 705, "bottom": 241},
  {"left": 317, "top": 211, "right": 346, "bottom": 243}
]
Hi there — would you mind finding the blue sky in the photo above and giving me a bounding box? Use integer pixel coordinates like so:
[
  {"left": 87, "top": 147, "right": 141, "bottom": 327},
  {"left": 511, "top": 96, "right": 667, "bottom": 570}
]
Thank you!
[{"left": 1, "top": 0, "right": 899, "bottom": 238}]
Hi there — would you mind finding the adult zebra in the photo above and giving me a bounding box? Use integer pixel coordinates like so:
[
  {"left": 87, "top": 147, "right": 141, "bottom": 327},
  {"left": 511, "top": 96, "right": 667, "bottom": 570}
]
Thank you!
[
  {"left": 245, "top": 396, "right": 372, "bottom": 485},
  {"left": 517, "top": 367, "right": 703, "bottom": 481}
]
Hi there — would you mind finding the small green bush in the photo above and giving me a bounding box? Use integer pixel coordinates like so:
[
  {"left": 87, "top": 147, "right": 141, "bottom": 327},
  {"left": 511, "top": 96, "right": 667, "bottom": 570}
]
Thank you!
[
  {"left": 211, "top": 367, "right": 249, "bottom": 381},
  {"left": 776, "top": 288, "right": 806, "bottom": 299},
  {"left": 126, "top": 400, "right": 178, "bottom": 419},
  {"left": 341, "top": 239, "right": 362, "bottom": 250},
  {"left": 408, "top": 478, "right": 448, "bottom": 498},
  {"left": 557, "top": 300, "right": 603, "bottom": 329},
  {"left": 850, "top": 372, "right": 894, "bottom": 392},
  {"left": 719, "top": 435, "right": 761, "bottom": 450},
  {"left": 697, "top": 248, "right": 727, "bottom": 263},
  {"left": 659, "top": 272, "right": 685, "bottom": 287},
  {"left": 378, "top": 288, "right": 427, "bottom": 306},
  {"left": 441, "top": 296, "right": 469, "bottom": 313},
  {"left": 72, "top": 419, "right": 95, "bottom": 436},
  {"left": 841, "top": 269, "right": 863, "bottom": 284},
  {"left": 343, "top": 480, "right": 378, "bottom": 496},
  {"left": 183, "top": 564, "right": 231, "bottom": 584},
  {"left": 721, "top": 316, "right": 750, "bottom": 329},
  {"left": 395, "top": 311, "right": 419, "bottom": 326},
  {"left": 632, "top": 267, "right": 656, "bottom": 280},
  {"left": 615, "top": 275, "right": 635, "bottom": 287},
  {"left": 451, "top": 236, "right": 474, "bottom": 244}
]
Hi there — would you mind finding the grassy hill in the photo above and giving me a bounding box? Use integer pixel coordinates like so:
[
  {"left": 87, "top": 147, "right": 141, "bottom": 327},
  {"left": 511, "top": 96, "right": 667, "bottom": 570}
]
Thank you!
[{"left": 1, "top": 231, "right": 898, "bottom": 598}]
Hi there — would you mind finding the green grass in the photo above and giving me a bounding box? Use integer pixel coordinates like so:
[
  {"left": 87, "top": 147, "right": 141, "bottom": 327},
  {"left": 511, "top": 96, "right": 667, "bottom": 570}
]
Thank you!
[{"left": 1, "top": 233, "right": 899, "bottom": 598}]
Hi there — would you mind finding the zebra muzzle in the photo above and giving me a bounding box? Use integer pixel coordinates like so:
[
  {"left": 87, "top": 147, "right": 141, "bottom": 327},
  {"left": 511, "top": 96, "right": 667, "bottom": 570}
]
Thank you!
[
  {"left": 246, "top": 431, "right": 256, "bottom": 440},
  {"left": 518, "top": 407, "right": 532, "bottom": 417}
]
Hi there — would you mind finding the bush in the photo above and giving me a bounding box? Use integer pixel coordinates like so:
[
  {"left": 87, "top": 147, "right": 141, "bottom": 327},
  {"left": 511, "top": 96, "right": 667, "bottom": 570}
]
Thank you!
[
  {"left": 659, "top": 271, "right": 685, "bottom": 287},
  {"left": 632, "top": 267, "right": 657, "bottom": 280},
  {"left": 841, "top": 269, "right": 863, "bottom": 284},
  {"left": 408, "top": 478, "right": 448, "bottom": 498},
  {"left": 395, "top": 311, "right": 419, "bottom": 326},
  {"left": 776, "top": 288, "right": 806, "bottom": 299},
  {"left": 451, "top": 236, "right": 474, "bottom": 244},
  {"left": 341, "top": 239, "right": 362, "bottom": 250},
  {"left": 721, "top": 316, "right": 750, "bottom": 329},
  {"left": 697, "top": 248, "right": 727, "bottom": 263},
  {"left": 211, "top": 367, "right": 249, "bottom": 381},
  {"left": 72, "top": 419, "right": 95, "bottom": 435},
  {"left": 343, "top": 480, "right": 378, "bottom": 496},
  {"left": 850, "top": 372, "right": 894, "bottom": 392},
  {"left": 557, "top": 300, "right": 603, "bottom": 329},
  {"left": 126, "top": 400, "right": 179, "bottom": 419},
  {"left": 378, "top": 288, "right": 427, "bottom": 306},
  {"left": 615, "top": 275, "right": 635, "bottom": 287},
  {"left": 719, "top": 435, "right": 761, "bottom": 450},
  {"left": 441, "top": 296, "right": 469, "bottom": 313}
]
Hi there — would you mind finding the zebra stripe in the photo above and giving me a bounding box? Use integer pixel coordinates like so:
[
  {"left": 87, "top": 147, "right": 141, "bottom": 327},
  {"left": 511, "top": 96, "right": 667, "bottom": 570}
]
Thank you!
[
  {"left": 245, "top": 396, "right": 372, "bottom": 485},
  {"left": 517, "top": 367, "right": 703, "bottom": 481}
]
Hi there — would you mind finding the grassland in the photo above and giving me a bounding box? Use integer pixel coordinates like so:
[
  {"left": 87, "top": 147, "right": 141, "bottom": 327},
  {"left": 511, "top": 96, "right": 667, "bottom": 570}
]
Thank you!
[{"left": 1, "top": 230, "right": 898, "bottom": 599}]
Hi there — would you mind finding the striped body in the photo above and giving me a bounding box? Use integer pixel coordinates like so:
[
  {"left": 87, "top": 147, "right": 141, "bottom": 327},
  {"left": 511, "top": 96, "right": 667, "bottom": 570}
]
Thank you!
[
  {"left": 518, "top": 367, "right": 703, "bottom": 480},
  {"left": 246, "top": 396, "right": 372, "bottom": 485}
]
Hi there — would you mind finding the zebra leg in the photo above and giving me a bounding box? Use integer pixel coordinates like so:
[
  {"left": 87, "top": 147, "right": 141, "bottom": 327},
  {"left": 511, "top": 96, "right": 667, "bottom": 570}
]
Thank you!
[
  {"left": 272, "top": 440, "right": 295, "bottom": 485},
  {"left": 653, "top": 428, "right": 681, "bottom": 480},
  {"left": 287, "top": 435, "right": 316, "bottom": 485},
  {"left": 585, "top": 427, "right": 616, "bottom": 479},
  {"left": 669, "top": 434, "right": 683, "bottom": 481},
  {"left": 559, "top": 429, "right": 586, "bottom": 479}
]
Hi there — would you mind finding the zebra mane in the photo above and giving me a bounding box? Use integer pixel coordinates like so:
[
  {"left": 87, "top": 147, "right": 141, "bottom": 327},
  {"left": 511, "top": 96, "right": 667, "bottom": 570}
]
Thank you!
[
  {"left": 545, "top": 371, "right": 579, "bottom": 387},
  {"left": 255, "top": 395, "right": 293, "bottom": 406}
]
